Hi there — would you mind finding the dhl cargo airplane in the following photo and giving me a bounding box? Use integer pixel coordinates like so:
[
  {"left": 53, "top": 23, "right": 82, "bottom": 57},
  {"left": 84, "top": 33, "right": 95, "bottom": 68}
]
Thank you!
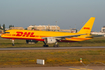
[{"left": 1, "top": 17, "right": 95, "bottom": 47}]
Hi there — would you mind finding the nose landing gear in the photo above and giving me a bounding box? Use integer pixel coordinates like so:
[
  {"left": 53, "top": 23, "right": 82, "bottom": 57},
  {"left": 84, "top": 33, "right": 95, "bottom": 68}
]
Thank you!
[{"left": 12, "top": 39, "right": 15, "bottom": 46}]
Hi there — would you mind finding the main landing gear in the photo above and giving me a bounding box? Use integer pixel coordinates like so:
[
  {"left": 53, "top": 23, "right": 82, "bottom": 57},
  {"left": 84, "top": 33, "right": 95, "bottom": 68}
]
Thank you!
[
  {"left": 53, "top": 42, "right": 59, "bottom": 47},
  {"left": 43, "top": 41, "right": 59, "bottom": 47},
  {"left": 43, "top": 41, "right": 49, "bottom": 47}
]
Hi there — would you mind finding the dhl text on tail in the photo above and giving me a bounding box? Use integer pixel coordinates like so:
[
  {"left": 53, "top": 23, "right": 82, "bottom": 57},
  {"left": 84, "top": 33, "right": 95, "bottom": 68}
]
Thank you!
[{"left": 1, "top": 17, "right": 95, "bottom": 47}]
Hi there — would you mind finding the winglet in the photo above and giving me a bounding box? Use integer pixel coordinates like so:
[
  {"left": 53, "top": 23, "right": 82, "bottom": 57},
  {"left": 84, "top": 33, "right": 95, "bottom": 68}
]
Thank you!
[{"left": 78, "top": 17, "right": 95, "bottom": 34}]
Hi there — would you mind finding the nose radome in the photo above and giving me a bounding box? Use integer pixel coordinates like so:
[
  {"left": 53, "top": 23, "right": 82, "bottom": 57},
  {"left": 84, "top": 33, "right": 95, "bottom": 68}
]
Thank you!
[{"left": 1, "top": 34, "right": 5, "bottom": 38}]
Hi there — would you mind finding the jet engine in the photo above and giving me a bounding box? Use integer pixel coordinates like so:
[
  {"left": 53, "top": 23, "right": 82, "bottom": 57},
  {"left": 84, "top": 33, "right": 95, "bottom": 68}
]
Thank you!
[{"left": 44, "top": 37, "right": 56, "bottom": 44}]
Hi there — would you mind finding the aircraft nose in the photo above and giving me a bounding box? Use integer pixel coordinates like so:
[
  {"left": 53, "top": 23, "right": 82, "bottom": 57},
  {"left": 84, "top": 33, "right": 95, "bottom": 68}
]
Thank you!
[{"left": 1, "top": 34, "right": 5, "bottom": 38}]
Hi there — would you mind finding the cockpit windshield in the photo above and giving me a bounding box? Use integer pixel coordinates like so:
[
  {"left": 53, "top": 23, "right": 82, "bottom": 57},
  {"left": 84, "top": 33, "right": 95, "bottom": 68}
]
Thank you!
[{"left": 5, "top": 32, "right": 10, "bottom": 34}]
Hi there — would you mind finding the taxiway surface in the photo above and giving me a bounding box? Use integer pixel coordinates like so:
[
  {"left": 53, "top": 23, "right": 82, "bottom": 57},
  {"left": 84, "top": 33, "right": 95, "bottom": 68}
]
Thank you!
[
  {"left": 0, "top": 46, "right": 105, "bottom": 50},
  {"left": 0, "top": 66, "right": 105, "bottom": 70}
]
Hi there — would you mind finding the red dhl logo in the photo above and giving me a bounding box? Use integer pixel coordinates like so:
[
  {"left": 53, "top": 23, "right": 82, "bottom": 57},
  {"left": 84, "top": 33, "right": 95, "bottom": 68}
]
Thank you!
[
  {"left": 16, "top": 32, "right": 35, "bottom": 37},
  {"left": 83, "top": 27, "right": 90, "bottom": 30}
]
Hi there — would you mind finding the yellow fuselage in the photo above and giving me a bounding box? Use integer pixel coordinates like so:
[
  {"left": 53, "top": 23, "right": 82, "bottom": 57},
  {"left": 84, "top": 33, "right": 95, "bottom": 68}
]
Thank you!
[{"left": 1, "top": 29, "right": 92, "bottom": 42}]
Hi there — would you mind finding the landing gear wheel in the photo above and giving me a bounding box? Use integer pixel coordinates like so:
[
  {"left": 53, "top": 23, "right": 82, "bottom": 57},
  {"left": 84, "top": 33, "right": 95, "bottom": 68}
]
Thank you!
[
  {"left": 53, "top": 44, "right": 59, "bottom": 47},
  {"left": 53, "top": 42, "right": 59, "bottom": 47},
  {"left": 43, "top": 45, "right": 49, "bottom": 47},
  {"left": 43, "top": 41, "right": 49, "bottom": 47},
  {"left": 12, "top": 44, "right": 15, "bottom": 46}
]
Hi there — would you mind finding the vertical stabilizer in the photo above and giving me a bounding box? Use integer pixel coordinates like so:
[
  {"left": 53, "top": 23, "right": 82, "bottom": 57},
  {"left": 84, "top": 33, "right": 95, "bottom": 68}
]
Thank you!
[{"left": 78, "top": 17, "right": 95, "bottom": 34}]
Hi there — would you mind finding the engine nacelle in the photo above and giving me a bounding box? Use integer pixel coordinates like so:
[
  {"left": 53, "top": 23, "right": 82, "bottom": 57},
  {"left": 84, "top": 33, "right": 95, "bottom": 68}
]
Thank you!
[{"left": 45, "top": 37, "right": 56, "bottom": 44}]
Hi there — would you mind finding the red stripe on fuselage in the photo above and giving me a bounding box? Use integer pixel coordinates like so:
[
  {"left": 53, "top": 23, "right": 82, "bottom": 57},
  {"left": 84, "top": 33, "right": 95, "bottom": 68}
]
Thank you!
[{"left": 2, "top": 37, "right": 44, "bottom": 41}]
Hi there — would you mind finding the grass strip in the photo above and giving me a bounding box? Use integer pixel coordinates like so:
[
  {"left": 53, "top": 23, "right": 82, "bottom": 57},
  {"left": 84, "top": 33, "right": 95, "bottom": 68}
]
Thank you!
[{"left": 0, "top": 49, "right": 105, "bottom": 67}]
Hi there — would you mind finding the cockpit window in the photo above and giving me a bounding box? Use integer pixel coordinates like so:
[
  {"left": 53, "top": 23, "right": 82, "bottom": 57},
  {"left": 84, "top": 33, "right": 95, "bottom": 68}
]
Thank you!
[{"left": 5, "top": 32, "right": 10, "bottom": 34}]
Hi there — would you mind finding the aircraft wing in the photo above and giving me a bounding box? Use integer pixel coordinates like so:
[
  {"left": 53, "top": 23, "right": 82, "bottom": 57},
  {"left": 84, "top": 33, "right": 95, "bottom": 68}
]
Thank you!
[
  {"left": 55, "top": 34, "right": 83, "bottom": 38},
  {"left": 42, "top": 34, "right": 84, "bottom": 39}
]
